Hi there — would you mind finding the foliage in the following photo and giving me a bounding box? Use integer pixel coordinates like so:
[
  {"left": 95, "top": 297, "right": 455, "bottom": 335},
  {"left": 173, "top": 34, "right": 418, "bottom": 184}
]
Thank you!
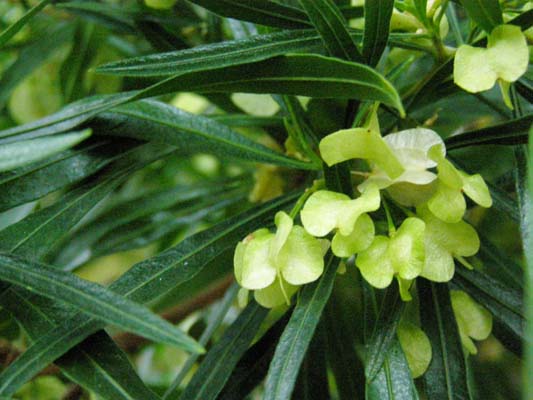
[{"left": 0, "top": 0, "right": 531, "bottom": 399}]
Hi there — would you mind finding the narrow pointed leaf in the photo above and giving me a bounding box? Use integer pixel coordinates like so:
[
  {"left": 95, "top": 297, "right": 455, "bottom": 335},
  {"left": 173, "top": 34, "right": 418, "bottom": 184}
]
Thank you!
[
  {"left": 365, "top": 284, "right": 405, "bottom": 381},
  {"left": 366, "top": 340, "right": 419, "bottom": 400},
  {"left": 0, "top": 253, "right": 202, "bottom": 353},
  {"left": 525, "top": 125, "right": 533, "bottom": 395},
  {"left": 264, "top": 254, "right": 339, "bottom": 400},
  {"left": 0, "top": 23, "right": 74, "bottom": 108},
  {"left": 145, "top": 54, "right": 405, "bottom": 115},
  {"left": 418, "top": 280, "right": 471, "bottom": 400},
  {"left": 187, "top": 0, "right": 312, "bottom": 29},
  {"left": 362, "top": 0, "right": 394, "bottom": 66},
  {"left": 324, "top": 293, "right": 364, "bottom": 400},
  {"left": 0, "top": 0, "right": 52, "bottom": 47},
  {"left": 292, "top": 323, "right": 329, "bottom": 400},
  {"left": 298, "top": 0, "right": 363, "bottom": 62},
  {"left": 218, "top": 313, "right": 291, "bottom": 400},
  {"left": 0, "top": 143, "right": 172, "bottom": 260},
  {"left": 0, "top": 290, "right": 159, "bottom": 400},
  {"left": 0, "top": 92, "right": 135, "bottom": 143},
  {"left": 163, "top": 283, "right": 239, "bottom": 399},
  {"left": 53, "top": 179, "right": 247, "bottom": 269},
  {"left": 96, "top": 29, "right": 329, "bottom": 77},
  {"left": 459, "top": 0, "right": 502, "bottom": 33},
  {"left": 0, "top": 129, "right": 91, "bottom": 172},
  {"left": 445, "top": 115, "right": 533, "bottom": 150},
  {"left": 178, "top": 301, "right": 268, "bottom": 400},
  {"left": 93, "top": 99, "right": 318, "bottom": 170},
  {"left": 0, "top": 139, "right": 140, "bottom": 212}
]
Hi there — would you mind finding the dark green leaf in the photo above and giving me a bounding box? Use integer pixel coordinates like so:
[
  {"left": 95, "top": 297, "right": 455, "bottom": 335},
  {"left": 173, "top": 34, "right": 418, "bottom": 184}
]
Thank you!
[
  {"left": 445, "top": 115, "right": 533, "bottom": 150},
  {"left": 163, "top": 283, "right": 239, "bottom": 399},
  {"left": 454, "top": 267, "right": 523, "bottom": 340},
  {"left": 525, "top": 123, "right": 533, "bottom": 395},
  {"left": 0, "top": 23, "right": 74, "bottom": 108},
  {"left": 0, "top": 290, "right": 159, "bottom": 400},
  {"left": 459, "top": 0, "right": 503, "bottom": 33},
  {"left": 365, "top": 340, "right": 419, "bottom": 400},
  {"left": 91, "top": 191, "right": 244, "bottom": 257},
  {"left": 53, "top": 178, "right": 248, "bottom": 269},
  {"left": 418, "top": 280, "right": 471, "bottom": 400},
  {"left": 144, "top": 54, "right": 405, "bottom": 115},
  {"left": 0, "top": 0, "right": 52, "bottom": 48},
  {"left": 324, "top": 291, "right": 364, "bottom": 400},
  {"left": 96, "top": 29, "right": 328, "bottom": 77},
  {"left": 0, "top": 253, "right": 202, "bottom": 355},
  {"left": 0, "top": 143, "right": 172, "bottom": 260},
  {"left": 264, "top": 254, "right": 339, "bottom": 400},
  {"left": 178, "top": 301, "right": 268, "bottom": 400},
  {"left": 365, "top": 284, "right": 404, "bottom": 381},
  {"left": 479, "top": 236, "right": 523, "bottom": 290},
  {"left": 298, "top": 0, "right": 363, "bottom": 62},
  {"left": 212, "top": 114, "right": 284, "bottom": 128},
  {"left": 60, "top": 22, "right": 99, "bottom": 103},
  {"left": 0, "top": 193, "right": 299, "bottom": 392},
  {"left": 93, "top": 99, "right": 319, "bottom": 170},
  {"left": 292, "top": 322, "right": 329, "bottom": 400},
  {"left": 0, "top": 138, "right": 141, "bottom": 213},
  {"left": 55, "top": 1, "right": 138, "bottom": 34},
  {"left": 218, "top": 313, "right": 291, "bottom": 400},
  {"left": 187, "top": 0, "right": 312, "bottom": 29},
  {"left": 0, "top": 92, "right": 135, "bottom": 143},
  {"left": 362, "top": 0, "right": 394, "bottom": 66}
]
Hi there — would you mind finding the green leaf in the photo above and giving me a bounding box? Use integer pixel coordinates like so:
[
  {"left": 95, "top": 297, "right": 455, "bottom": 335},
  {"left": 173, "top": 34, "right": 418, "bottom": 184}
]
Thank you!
[
  {"left": 263, "top": 254, "right": 339, "bottom": 400},
  {"left": 292, "top": 323, "right": 329, "bottom": 400},
  {"left": 365, "top": 340, "right": 419, "bottom": 400},
  {"left": 0, "top": 138, "right": 140, "bottom": 213},
  {"left": 0, "top": 290, "right": 159, "bottom": 400},
  {"left": 323, "top": 290, "right": 364, "bottom": 400},
  {"left": 218, "top": 313, "right": 291, "bottom": 400},
  {"left": 298, "top": 0, "right": 363, "bottom": 62},
  {"left": 93, "top": 99, "right": 318, "bottom": 170},
  {"left": 0, "top": 254, "right": 202, "bottom": 354},
  {"left": 0, "top": 193, "right": 300, "bottom": 393},
  {"left": 0, "top": 0, "right": 52, "bottom": 48},
  {"left": 446, "top": 115, "right": 532, "bottom": 150},
  {"left": 53, "top": 179, "right": 247, "bottom": 269},
  {"left": 145, "top": 54, "right": 405, "bottom": 115},
  {"left": 0, "top": 92, "right": 134, "bottom": 143},
  {"left": 212, "top": 114, "right": 284, "bottom": 128},
  {"left": 418, "top": 280, "right": 471, "bottom": 400},
  {"left": 55, "top": 1, "right": 139, "bottom": 34},
  {"left": 526, "top": 125, "right": 533, "bottom": 395},
  {"left": 162, "top": 283, "right": 239, "bottom": 399},
  {"left": 60, "top": 22, "right": 99, "bottom": 103},
  {"left": 0, "top": 23, "right": 74, "bottom": 108},
  {"left": 177, "top": 301, "right": 268, "bottom": 400},
  {"left": 459, "top": 0, "right": 502, "bottom": 33},
  {"left": 187, "top": 0, "right": 312, "bottom": 29},
  {"left": 90, "top": 192, "right": 244, "bottom": 257},
  {"left": 365, "top": 284, "right": 405, "bottom": 381},
  {"left": 96, "top": 29, "right": 328, "bottom": 77},
  {"left": 0, "top": 143, "right": 172, "bottom": 260},
  {"left": 362, "top": 0, "right": 394, "bottom": 67},
  {"left": 0, "top": 129, "right": 91, "bottom": 172},
  {"left": 453, "top": 267, "right": 523, "bottom": 340}
]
